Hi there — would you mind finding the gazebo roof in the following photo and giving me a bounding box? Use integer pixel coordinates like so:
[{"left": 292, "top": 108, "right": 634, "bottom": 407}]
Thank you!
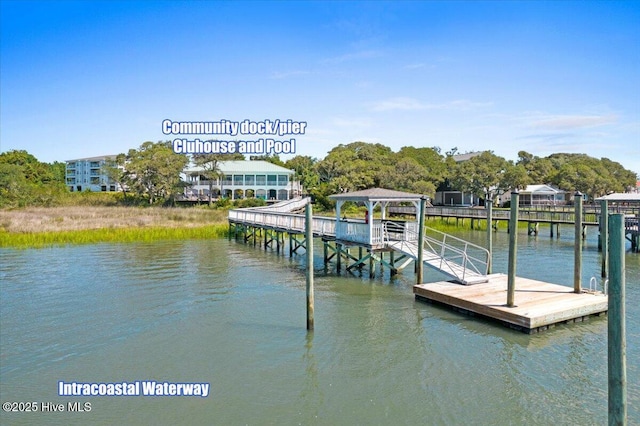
[{"left": 329, "top": 188, "right": 425, "bottom": 203}]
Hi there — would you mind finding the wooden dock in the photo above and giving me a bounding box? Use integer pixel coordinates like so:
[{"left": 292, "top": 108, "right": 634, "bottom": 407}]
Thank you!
[{"left": 414, "top": 274, "right": 608, "bottom": 333}]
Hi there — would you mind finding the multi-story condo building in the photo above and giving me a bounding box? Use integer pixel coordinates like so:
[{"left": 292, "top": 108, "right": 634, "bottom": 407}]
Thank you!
[
  {"left": 65, "top": 155, "right": 122, "bottom": 192},
  {"left": 183, "top": 160, "right": 301, "bottom": 201}
]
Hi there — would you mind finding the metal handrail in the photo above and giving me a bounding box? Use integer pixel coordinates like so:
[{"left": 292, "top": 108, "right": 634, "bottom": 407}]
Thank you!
[{"left": 383, "top": 221, "right": 489, "bottom": 281}]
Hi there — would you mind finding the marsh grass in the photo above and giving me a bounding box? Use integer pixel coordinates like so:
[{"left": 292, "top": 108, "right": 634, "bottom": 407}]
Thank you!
[
  {"left": 0, "top": 206, "right": 229, "bottom": 248},
  {"left": 0, "top": 225, "right": 228, "bottom": 249}
]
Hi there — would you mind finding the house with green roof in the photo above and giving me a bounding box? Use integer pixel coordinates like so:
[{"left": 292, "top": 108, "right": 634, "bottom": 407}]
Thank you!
[{"left": 183, "top": 160, "right": 301, "bottom": 201}]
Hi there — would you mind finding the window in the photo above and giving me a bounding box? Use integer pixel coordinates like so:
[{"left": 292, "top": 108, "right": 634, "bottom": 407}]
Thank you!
[
  {"left": 267, "top": 175, "right": 277, "bottom": 185},
  {"left": 256, "top": 175, "right": 266, "bottom": 185},
  {"left": 234, "top": 175, "right": 243, "bottom": 186},
  {"left": 222, "top": 175, "right": 232, "bottom": 186},
  {"left": 245, "top": 175, "right": 255, "bottom": 185},
  {"left": 278, "top": 175, "right": 288, "bottom": 186}
]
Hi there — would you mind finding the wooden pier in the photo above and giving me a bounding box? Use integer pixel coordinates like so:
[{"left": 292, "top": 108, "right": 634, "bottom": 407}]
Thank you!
[
  {"left": 229, "top": 189, "right": 613, "bottom": 333},
  {"left": 414, "top": 274, "right": 608, "bottom": 333}
]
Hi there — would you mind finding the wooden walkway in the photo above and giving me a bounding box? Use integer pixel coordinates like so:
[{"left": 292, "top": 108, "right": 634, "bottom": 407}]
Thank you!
[
  {"left": 389, "top": 205, "right": 601, "bottom": 225},
  {"left": 414, "top": 274, "right": 608, "bottom": 333},
  {"left": 229, "top": 194, "right": 611, "bottom": 333}
]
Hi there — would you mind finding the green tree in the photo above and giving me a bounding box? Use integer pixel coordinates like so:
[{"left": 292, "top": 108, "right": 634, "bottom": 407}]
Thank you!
[
  {"left": 501, "top": 162, "right": 531, "bottom": 192},
  {"left": 386, "top": 157, "right": 435, "bottom": 196},
  {"left": 103, "top": 154, "right": 129, "bottom": 199},
  {"left": 315, "top": 142, "right": 395, "bottom": 193},
  {"left": 516, "top": 151, "right": 554, "bottom": 184},
  {"left": 249, "top": 153, "right": 284, "bottom": 167},
  {"left": 449, "top": 151, "right": 510, "bottom": 201},
  {"left": 285, "top": 155, "right": 319, "bottom": 195},
  {"left": 0, "top": 150, "right": 55, "bottom": 184},
  {"left": 0, "top": 150, "right": 67, "bottom": 207},
  {"left": 192, "top": 152, "right": 243, "bottom": 205},
  {"left": 122, "top": 141, "right": 189, "bottom": 204},
  {"left": 397, "top": 146, "right": 449, "bottom": 185},
  {"left": 545, "top": 153, "right": 637, "bottom": 199},
  {"left": 0, "top": 163, "right": 28, "bottom": 207}
]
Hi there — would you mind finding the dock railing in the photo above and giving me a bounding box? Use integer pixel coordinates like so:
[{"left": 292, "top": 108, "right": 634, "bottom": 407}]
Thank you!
[
  {"left": 384, "top": 221, "right": 489, "bottom": 282},
  {"left": 228, "top": 209, "right": 336, "bottom": 237},
  {"left": 389, "top": 206, "right": 601, "bottom": 224},
  {"left": 248, "top": 197, "right": 311, "bottom": 213}
]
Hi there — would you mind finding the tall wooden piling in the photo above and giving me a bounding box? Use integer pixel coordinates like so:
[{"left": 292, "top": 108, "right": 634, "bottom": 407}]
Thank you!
[
  {"left": 486, "top": 199, "right": 493, "bottom": 274},
  {"left": 417, "top": 197, "right": 426, "bottom": 284},
  {"left": 507, "top": 190, "right": 519, "bottom": 307},
  {"left": 608, "top": 214, "right": 626, "bottom": 425},
  {"left": 601, "top": 199, "right": 609, "bottom": 278},
  {"left": 305, "top": 204, "right": 315, "bottom": 331},
  {"left": 574, "top": 192, "right": 583, "bottom": 293}
]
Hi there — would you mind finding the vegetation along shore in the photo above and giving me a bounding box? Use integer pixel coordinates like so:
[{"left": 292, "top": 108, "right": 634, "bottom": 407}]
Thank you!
[{"left": 0, "top": 206, "right": 229, "bottom": 249}]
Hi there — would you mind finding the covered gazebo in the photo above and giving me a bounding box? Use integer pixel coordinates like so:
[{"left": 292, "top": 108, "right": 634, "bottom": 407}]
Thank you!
[{"left": 329, "top": 188, "right": 426, "bottom": 249}]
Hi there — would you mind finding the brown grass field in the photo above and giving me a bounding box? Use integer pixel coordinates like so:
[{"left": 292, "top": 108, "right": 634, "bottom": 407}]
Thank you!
[{"left": 0, "top": 206, "right": 228, "bottom": 233}]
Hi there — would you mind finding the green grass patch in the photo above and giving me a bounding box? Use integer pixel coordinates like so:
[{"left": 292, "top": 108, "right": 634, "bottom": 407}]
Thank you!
[
  {"left": 423, "top": 217, "right": 530, "bottom": 232},
  {"left": 0, "top": 224, "right": 229, "bottom": 249}
]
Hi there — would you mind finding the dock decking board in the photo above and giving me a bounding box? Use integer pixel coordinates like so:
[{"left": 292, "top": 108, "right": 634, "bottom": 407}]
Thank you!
[{"left": 414, "top": 274, "right": 608, "bottom": 333}]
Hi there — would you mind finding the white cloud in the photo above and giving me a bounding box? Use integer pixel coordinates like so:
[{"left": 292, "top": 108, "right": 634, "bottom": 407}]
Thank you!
[
  {"left": 331, "top": 117, "right": 373, "bottom": 128},
  {"left": 269, "top": 70, "right": 311, "bottom": 79},
  {"left": 530, "top": 114, "right": 617, "bottom": 130},
  {"left": 321, "top": 50, "right": 383, "bottom": 64},
  {"left": 369, "top": 97, "right": 492, "bottom": 112},
  {"left": 370, "top": 97, "right": 426, "bottom": 112},
  {"left": 404, "top": 63, "right": 427, "bottom": 70}
]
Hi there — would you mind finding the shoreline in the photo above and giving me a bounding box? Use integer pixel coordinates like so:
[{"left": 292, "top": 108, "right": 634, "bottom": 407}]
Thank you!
[
  {"left": 0, "top": 205, "right": 514, "bottom": 249},
  {"left": 0, "top": 206, "right": 229, "bottom": 249}
]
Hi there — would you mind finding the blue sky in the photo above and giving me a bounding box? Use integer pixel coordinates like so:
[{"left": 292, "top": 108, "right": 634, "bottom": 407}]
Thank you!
[{"left": 1, "top": 1, "right": 639, "bottom": 174}]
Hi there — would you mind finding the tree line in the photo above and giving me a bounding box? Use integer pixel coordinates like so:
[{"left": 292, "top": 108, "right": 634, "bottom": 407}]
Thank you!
[{"left": 1, "top": 140, "right": 637, "bottom": 209}]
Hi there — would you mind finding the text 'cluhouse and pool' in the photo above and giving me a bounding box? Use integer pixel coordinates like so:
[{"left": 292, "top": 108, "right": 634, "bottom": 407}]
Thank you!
[{"left": 163, "top": 119, "right": 306, "bottom": 155}]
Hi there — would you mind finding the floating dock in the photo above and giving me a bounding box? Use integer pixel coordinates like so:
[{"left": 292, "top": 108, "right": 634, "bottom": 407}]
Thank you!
[{"left": 414, "top": 274, "right": 608, "bottom": 334}]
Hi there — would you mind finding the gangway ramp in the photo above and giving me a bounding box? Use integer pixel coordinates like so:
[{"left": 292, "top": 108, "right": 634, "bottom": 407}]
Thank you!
[
  {"left": 384, "top": 222, "right": 489, "bottom": 285},
  {"left": 252, "top": 197, "right": 311, "bottom": 213}
]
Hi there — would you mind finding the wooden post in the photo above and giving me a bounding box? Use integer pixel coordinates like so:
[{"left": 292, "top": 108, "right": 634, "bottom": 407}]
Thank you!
[
  {"left": 608, "top": 214, "right": 626, "bottom": 425},
  {"left": 487, "top": 200, "right": 493, "bottom": 274},
  {"left": 323, "top": 241, "right": 328, "bottom": 264},
  {"left": 507, "top": 190, "right": 519, "bottom": 307},
  {"left": 574, "top": 192, "right": 583, "bottom": 293},
  {"left": 601, "top": 199, "right": 609, "bottom": 278},
  {"left": 417, "top": 197, "right": 426, "bottom": 284},
  {"left": 305, "top": 204, "right": 315, "bottom": 331},
  {"left": 390, "top": 251, "right": 396, "bottom": 276}
]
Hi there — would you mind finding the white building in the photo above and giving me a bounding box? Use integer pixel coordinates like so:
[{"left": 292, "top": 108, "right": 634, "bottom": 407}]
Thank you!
[
  {"left": 183, "top": 160, "right": 300, "bottom": 201},
  {"left": 500, "top": 184, "right": 567, "bottom": 206},
  {"left": 65, "top": 155, "right": 122, "bottom": 192}
]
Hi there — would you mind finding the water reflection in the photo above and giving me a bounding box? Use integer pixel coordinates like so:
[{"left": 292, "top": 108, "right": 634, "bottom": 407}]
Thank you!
[{"left": 0, "top": 235, "right": 638, "bottom": 425}]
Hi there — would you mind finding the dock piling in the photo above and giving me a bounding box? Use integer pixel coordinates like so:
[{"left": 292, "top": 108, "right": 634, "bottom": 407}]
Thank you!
[
  {"left": 417, "top": 196, "right": 426, "bottom": 284},
  {"left": 574, "top": 192, "right": 583, "bottom": 293},
  {"left": 487, "top": 199, "right": 493, "bottom": 274},
  {"left": 305, "top": 204, "right": 315, "bottom": 331},
  {"left": 608, "top": 214, "right": 626, "bottom": 425},
  {"left": 601, "top": 199, "right": 609, "bottom": 277},
  {"left": 507, "top": 190, "right": 519, "bottom": 307}
]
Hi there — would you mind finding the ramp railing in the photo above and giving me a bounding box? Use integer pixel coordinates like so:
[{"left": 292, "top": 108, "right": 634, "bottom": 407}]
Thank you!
[{"left": 383, "top": 221, "right": 489, "bottom": 282}]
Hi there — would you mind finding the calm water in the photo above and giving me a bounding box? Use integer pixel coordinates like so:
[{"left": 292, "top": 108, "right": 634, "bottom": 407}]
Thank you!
[{"left": 1, "top": 226, "right": 638, "bottom": 425}]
